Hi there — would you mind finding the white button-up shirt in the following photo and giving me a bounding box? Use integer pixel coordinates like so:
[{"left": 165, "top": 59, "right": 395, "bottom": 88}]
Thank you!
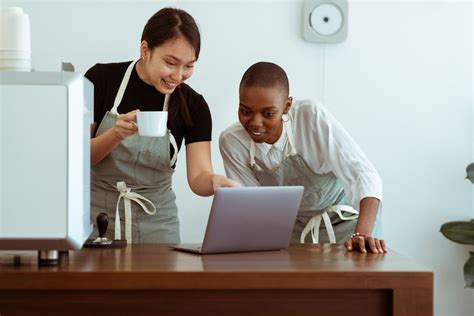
[{"left": 219, "top": 99, "right": 383, "bottom": 210}]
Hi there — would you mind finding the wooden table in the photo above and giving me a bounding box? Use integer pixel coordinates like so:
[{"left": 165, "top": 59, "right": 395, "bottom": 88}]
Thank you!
[{"left": 0, "top": 244, "right": 432, "bottom": 316}]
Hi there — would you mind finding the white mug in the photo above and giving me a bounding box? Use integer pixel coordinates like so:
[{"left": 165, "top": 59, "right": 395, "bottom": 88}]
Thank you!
[{"left": 137, "top": 111, "right": 168, "bottom": 137}]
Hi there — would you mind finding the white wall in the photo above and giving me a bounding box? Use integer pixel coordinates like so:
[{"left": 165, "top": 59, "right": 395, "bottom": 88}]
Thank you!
[{"left": 2, "top": 0, "right": 473, "bottom": 315}]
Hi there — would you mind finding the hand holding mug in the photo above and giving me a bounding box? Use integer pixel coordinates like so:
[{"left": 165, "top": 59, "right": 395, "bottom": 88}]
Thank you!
[{"left": 114, "top": 109, "right": 139, "bottom": 141}]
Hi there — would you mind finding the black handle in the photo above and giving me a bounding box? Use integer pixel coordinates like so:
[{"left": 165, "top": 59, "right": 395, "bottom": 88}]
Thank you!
[{"left": 97, "top": 213, "right": 109, "bottom": 238}]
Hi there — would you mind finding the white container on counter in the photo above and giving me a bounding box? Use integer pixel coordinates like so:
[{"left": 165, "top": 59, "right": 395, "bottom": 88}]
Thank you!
[{"left": 0, "top": 7, "right": 31, "bottom": 71}]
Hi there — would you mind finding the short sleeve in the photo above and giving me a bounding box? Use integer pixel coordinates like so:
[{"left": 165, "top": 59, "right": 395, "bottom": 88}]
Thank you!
[
  {"left": 84, "top": 64, "right": 106, "bottom": 124},
  {"left": 184, "top": 93, "right": 212, "bottom": 145}
]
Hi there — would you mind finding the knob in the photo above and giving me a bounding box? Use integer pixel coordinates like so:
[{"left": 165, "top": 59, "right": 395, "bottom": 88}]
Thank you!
[{"left": 97, "top": 213, "right": 109, "bottom": 238}]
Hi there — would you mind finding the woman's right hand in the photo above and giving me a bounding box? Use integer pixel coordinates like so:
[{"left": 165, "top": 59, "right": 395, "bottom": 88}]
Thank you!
[{"left": 113, "top": 109, "right": 139, "bottom": 141}]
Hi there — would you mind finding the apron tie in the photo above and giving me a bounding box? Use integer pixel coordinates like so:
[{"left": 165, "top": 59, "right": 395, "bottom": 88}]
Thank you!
[
  {"left": 115, "top": 181, "right": 157, "bottom": 243},
  {"left": 300, "top": 205, "right": 359, "bottom": 244}
]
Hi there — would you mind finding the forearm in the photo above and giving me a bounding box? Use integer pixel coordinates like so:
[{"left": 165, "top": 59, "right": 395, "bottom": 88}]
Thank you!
[
  {"left": 91, "top": 127, "right": 122, "bottom": 166},
  {"left": 186, "top": 142, "right": 240, "bottom": 196},
  {"left": 354, "top": 197, "right": 380, "bottom": 235},
  {"left": 188, "top": 170, "right": 215, "bottom": 197}
]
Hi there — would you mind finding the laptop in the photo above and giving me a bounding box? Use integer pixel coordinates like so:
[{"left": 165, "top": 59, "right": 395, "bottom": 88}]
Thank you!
[{"left": 171, "top": 186, "right": 304, "bottom": 254}]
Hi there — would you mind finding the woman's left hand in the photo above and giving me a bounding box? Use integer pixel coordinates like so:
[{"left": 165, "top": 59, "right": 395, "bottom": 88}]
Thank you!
[
  {"left": 211, "top": 174, "right": 241, "bottom": 192},
  {"left": 344, "top": 234, "right": 387, "bottom": 254}
]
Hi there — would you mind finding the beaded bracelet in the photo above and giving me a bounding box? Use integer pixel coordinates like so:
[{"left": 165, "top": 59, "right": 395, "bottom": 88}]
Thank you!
[{"left": 351, "top": 232, "right": 369, "bottom": 239}]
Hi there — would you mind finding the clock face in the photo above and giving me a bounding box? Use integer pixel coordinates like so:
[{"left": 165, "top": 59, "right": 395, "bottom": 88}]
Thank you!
[{"left": 310, "top": 3, "right": 343, "bottom": 36}]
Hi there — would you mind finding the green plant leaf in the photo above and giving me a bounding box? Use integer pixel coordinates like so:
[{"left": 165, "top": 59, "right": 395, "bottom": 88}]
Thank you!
[
  {"left": 464, "top": 252, "right": 474, "bottom": 289},
  {"left": 440, "top": 221, "right": 474, "bottom": 245},
  {"left": 465, "top": 163, "right": 474, "bottom": 183}
]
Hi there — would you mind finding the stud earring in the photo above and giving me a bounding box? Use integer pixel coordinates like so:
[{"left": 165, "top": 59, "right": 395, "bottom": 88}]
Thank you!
[{"left": 282, "top": 114, "right": 289, "bottom": 122}]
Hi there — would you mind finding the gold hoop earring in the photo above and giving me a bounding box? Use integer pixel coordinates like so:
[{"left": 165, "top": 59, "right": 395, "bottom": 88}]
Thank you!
[{"left": 282, "top": 114, "right": 289, "bottom": 122}]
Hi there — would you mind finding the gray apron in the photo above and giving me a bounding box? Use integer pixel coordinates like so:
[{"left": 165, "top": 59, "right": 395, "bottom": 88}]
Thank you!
[
  {"left": 249, "top": 115, "right": 358, "bottom": 244},
  {"left": 90, "top": 60, "right": 180, "bottom": 243}
]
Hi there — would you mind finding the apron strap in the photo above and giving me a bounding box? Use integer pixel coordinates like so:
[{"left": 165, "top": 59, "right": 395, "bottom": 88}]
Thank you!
[
  {"left": 283, "top": 118, "right": 298, "bottom": 156},
  {"left": 249, "top": 140, "right": 259, "bottom": 168},
  {"left": 162, "top": 94, "right": 178, "bottom": 167},
  {"left": 170, "top": 132, "right": 178, "bottom": 166},
  {"left": 114, "top": 181, "right": 157, "bottom": 243},
  {"left": 300, "top": 205, "right": 359, "bottom": 244},
  {"left": 111, "top": 60, "right": 138, "bottom": 115},
  {"left": 163, "top": 94, "right": 170, "bottom": 111}
]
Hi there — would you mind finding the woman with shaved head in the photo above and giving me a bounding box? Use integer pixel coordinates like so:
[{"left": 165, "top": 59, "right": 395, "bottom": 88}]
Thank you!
[{"left": 220, "top": 62, "right": 385, "bottom": 254}]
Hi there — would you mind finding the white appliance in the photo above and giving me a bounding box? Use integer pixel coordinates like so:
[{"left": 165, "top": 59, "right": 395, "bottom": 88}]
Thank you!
[{"left": 0, "top": 70, "right": 93, "bottom": 264}]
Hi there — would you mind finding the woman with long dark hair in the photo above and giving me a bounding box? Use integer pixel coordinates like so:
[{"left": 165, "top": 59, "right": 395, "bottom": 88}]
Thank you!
[{"left": 86, "top": 8, "right": 239, "bottom": 244}]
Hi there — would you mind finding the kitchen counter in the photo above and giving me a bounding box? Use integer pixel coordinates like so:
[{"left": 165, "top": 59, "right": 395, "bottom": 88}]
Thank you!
[{"left": 0, "top": 244, "right": 432, "bottom": 316}]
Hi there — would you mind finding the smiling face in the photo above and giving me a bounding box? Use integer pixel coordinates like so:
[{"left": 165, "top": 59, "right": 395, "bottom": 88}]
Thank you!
[
  {"left": 138, "top": 36, "right": 196, "bottom": 94},
  {"left": 239, "top": 85, "right": 292, "bottom": 144}
]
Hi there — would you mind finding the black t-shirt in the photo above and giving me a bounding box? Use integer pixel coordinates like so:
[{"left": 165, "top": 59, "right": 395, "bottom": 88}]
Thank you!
[{"left": 84, "top": 61, "right": 212, "bottom": 160}]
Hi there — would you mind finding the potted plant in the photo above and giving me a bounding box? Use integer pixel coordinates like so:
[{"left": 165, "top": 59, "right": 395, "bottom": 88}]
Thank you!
[{"left": 440, "top": 163, "right": 474, "bottom": 288}]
